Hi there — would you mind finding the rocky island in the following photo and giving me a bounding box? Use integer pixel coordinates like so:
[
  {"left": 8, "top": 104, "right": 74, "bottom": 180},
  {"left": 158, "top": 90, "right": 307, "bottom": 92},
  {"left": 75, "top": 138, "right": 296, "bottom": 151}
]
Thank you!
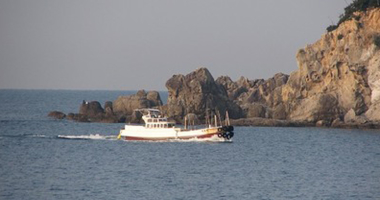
[{"left": 49, "top": 4, "right": 380, "bottom": 129}]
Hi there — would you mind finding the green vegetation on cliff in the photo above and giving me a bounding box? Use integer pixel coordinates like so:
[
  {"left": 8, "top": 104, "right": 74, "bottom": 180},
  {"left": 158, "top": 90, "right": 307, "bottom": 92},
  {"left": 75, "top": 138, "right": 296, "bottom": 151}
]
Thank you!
[{"left": 327, "top": 0, "right": 380, "bottom": 32}]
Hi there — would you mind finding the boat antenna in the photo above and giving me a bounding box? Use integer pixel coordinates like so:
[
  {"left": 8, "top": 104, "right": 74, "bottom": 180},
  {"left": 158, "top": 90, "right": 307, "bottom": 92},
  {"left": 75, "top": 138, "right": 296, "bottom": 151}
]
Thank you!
[
  {"left": 210, "top": 110, "right": 213, "bottom": 127},
  {"left": 214, "top": 114, "right": 218, "bottom": 127},
  {"left": 217, "top": 110, "right": 222, "bottom": 127},
  {"left": 225, "top": 111, "right": 230, "bottom": 126},
  {"left": 205, "top": 109, "right": 209, "bottom": 128},
  {"left": 184, "top": 116, "right": 187, "bottom": 130}
]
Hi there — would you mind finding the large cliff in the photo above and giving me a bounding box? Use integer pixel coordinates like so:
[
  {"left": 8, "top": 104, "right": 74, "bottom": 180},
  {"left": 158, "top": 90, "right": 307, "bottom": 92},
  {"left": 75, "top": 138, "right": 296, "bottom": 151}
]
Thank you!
[
  {"left": 284, "top": 8, "right": 380, "bottom": 125},
  {"left": 215, "top": 8, "right": 380, "bottom": 127}
]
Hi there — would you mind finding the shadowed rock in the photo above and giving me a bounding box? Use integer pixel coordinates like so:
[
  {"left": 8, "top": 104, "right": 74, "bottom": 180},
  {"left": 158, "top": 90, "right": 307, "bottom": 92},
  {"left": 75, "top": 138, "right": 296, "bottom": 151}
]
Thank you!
[
  {"left": 48, "top": 111, "right": 66, "bottom": 119},
  {"left": 113, "top": 90, "right": 162, "bottom": 117},
  {"left": 165, "top": 67, "right": 243, "bottom": 122}
]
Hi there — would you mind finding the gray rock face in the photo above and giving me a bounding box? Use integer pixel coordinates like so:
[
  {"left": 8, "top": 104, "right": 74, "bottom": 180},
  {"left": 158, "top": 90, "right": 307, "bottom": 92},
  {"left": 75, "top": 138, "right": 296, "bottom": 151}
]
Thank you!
[
  {"left": 77, "top": 100, "right": 118, "bottom": 123},
  {"left": 289, "top": 93, "right": 340, "bottom": 122},
  {"left": 165, "top": 67, "right": 243, "bottom": 122},
  {"left": 49, "top": 90, "right": 162, "bottom": 123},
  {"left": 344, "top": 109, "right": 357, "bottom": 123},
  {"left": 216, "top": 73, "right": 289, "bottom": 119},
  {"left": 243, "top": 103, "right": 266, "bottom": 118},
  {"left": 66, "top": 113, "right": 90, "bottom": 122},
  {"left": 79, "top": 101, "right": 104, "bottom": 117},
  {"left": 113, "top": 90, "right": 162, "bottom": 117}
]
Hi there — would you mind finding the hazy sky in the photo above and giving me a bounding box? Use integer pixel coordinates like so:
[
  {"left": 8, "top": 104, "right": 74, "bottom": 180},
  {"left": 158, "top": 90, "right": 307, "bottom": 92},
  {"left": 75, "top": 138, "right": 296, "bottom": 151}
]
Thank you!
[{"left": 0, "top": 0, "right": 348, "bottom": 90}]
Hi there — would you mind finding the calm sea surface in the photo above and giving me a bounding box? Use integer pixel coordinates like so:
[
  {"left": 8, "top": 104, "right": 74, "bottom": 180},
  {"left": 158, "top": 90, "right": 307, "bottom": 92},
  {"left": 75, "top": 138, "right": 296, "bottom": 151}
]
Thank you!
[{"left": 0, "top": 90, "right": 380, "bottom": 200}]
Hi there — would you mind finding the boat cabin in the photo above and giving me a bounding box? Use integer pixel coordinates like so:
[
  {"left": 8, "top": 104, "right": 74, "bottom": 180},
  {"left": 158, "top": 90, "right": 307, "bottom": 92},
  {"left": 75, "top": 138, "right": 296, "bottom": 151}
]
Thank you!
[{"left": 139, "top": 109, "right": 175, "bottom": 129}]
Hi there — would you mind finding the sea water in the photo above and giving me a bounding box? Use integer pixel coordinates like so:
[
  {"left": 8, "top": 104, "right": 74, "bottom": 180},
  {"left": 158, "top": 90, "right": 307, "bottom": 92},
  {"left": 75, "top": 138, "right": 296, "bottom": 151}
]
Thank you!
[{"left": 0, "top": 90, "right": 380, "bottom": 200}]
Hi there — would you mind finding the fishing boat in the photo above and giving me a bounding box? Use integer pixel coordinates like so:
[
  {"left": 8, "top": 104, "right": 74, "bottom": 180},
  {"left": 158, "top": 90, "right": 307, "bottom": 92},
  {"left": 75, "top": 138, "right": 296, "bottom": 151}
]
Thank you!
[{"left": 117, "top": 109, "right": 234, "bottom": 141}]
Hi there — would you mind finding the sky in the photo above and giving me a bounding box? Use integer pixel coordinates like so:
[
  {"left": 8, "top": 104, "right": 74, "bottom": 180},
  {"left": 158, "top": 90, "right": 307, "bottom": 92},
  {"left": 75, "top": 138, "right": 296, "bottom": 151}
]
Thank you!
[{"left": 0, "top": 0, "right": 348, "bottom": 91}]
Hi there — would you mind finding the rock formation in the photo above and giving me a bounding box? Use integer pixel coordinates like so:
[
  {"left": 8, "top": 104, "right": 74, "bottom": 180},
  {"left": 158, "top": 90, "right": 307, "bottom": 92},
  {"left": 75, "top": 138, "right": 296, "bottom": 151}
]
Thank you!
[
  {"left": 48, "top": 90, "right": 163, "bottom": 123},
  {"left": 113, "top": 90, "right": 163, "bottom": 122},
  {"left": 165, "top": 67, "right": 242, "bottom": 122},
  {"left": 217, "top": 8, "right": 380, "bottom": 127},
  {"left": 283, "top": 8, "right": 380, "bottom": 126},
  {"left": 49, "top": 8, "right": 380, "bottom": 128},
  {"left": 48, "top": 111, "right": 66, "bottom": 119},
  {"left": 216, "top": 73, "right": 290, "bottom": 120}
]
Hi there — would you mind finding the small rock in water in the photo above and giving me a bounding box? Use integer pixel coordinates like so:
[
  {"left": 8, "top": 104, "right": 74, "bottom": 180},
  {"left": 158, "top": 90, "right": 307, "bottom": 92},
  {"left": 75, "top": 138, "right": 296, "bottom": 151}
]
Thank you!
[{"left": 48, "top": 111, "right": 66, "bottom": 119}]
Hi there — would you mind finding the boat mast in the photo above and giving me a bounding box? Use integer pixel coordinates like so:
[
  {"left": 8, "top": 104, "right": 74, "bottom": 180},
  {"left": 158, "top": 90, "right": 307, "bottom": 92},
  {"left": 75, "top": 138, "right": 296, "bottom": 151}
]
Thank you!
[
  {"left": 225, "top": 111, "right": 230, "bottom": 126},
  {"left": 217, "top": 110, "right": 222, "bottom": 127},
  {"left": 205, "top": 109, "right": 209, "bottom": 128},
  {"left": 184, "top": 116, "right": 187, "bottom": 130}
]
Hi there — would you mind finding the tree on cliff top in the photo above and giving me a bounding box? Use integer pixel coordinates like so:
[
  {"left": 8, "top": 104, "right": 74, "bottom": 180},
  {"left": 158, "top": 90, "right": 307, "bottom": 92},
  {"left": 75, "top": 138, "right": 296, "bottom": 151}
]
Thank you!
[{"left": 327, "top": 0, "right": 380, "bottom": 32}]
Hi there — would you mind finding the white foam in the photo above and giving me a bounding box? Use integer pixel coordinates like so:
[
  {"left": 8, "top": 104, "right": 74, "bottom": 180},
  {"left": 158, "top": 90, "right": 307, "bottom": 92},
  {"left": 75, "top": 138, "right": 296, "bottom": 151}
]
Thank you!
[
  {"left": 57, "top": 134, "right": 117, "bottom": 140},
  {"left": 31, "top": 134, "right": 49, "bottom": 138}
]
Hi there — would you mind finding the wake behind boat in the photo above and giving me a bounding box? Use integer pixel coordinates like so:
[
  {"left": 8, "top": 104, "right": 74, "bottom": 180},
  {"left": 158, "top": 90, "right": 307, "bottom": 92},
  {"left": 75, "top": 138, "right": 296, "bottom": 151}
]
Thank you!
[{"left": 117, "top": 109, "right": 234, "bottom": 141}]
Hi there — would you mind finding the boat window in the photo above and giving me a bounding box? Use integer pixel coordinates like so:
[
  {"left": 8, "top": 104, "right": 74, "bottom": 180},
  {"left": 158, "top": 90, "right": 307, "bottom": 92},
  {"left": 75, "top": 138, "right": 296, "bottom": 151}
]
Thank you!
[
  {"left": 164, "top": 124, "right": 167, "bottom": 128},
  {"left": 153, "top": 119, "right": 158, "bottom": 122},
  {"left": 148, "top": 119, "right": 152, "bottom": 122},
  {"left": 168, "top": 124, "right": 173, "bottom": 128}
]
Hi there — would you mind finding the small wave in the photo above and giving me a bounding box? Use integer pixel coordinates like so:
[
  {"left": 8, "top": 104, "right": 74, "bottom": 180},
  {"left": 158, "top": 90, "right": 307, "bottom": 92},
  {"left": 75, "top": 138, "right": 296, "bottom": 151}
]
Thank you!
[
  {"left": 31, "top": 134, "right": 50, "bottom": 138},
  {"left": 57, "top": 134, "right": 117, "bottom": 140},
  {"left": 0, "top": 134, "right": 52, "bottom": 139}
]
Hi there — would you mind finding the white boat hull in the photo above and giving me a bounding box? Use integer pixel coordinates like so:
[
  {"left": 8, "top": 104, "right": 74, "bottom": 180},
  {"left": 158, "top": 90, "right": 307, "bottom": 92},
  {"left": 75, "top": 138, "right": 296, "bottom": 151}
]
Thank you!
[{"left": 119, "top": 125, "right": 226, "bottom": 141}]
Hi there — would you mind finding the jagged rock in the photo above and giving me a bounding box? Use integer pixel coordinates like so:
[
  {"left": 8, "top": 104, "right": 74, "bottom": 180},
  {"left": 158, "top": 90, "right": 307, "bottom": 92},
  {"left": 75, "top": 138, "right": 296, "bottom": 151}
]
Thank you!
[
  {"left": 216, "top": 73, "right": 289, "bottom": 116},
  {"left": 79, "top": 101, "right": 104, "bottom": 117},
  {"left": 344, "top": 109, "right": 357, "bottom": 123},
  {"left": 113, "top": 90, "right": 162, "bottom": 117},
  {"left": 48, "top": 111, "right": 66, "bottom": 119},
  {"left": 215, "top": 76, "right": 247, "bottom": 100},
  {"left": 66, "top": 113, "right": 89, "bottom": 122},
  {"left": 243, "top": 103, "right": 266, "bottom": 118},
  {"left": 316, "top": 120, "right": 330, "bottom": 127},
  {"left": 272, "top": 104, "right": 287, "bottom": 120},
  {"left": 104, "top": 101, "right": 113, "bottom": 114},
  {"left": 165, "top": 67, "right": 243, "bottom": 122},
  {"left": 280, "top": 8, "right": 380, "bottom": 123},
  {"left": 289, "top": 94, "right": 340, "bottom": 122},
  {"left": 61, "top": 100, "right": 119, "bottom": 123},
  {"left": 129, "top": 110, "right": 143, "bottom": 124},
  {"left": 147, "top": 91, "right": 163, "bottom": 107},
  {"left": 331, "top": 118, "right": 344, "bottom": 127},
  {"left": 344, "top": 108, "right": 368, "bottom": 124},
  {"left": 230, "top": 117, "right": 313, "bottom": 127}
]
